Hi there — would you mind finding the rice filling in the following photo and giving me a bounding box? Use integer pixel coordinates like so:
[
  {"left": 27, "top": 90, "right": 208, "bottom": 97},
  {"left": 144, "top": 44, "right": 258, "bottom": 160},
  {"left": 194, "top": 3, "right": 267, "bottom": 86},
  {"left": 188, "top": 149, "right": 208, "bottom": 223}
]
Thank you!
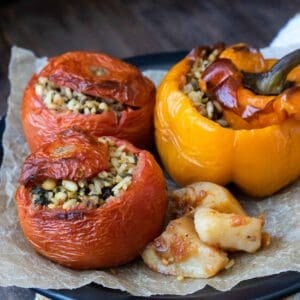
[
  {"left": 30, "top": 137, "right": 138, "bottom": 210},
  {"left": 35, "top": 77, "right": 130, "bottom": 115},
  {"left": 182, "top": 49, "right": 228, "bottom": 127}
]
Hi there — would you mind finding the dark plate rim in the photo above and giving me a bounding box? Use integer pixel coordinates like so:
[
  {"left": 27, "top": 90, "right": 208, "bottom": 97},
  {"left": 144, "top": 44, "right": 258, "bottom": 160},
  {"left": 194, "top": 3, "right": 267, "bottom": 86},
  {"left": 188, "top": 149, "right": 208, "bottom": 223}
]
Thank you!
[
  {"left": 123, "top": 50, "right": 188, "bottom": 69},
  {"left": 0, "top": 50, "right": 299, "bottom": 300}
]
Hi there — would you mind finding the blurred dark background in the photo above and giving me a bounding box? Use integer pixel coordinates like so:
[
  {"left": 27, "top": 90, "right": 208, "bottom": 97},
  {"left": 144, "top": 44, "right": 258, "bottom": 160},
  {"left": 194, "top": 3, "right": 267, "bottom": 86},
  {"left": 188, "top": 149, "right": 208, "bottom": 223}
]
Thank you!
[
  {"left": 0, "top": 0, "right": 300, "bottom": 299},
  {"left": 0, "top": 0, "right": 300, "bottom": 118}
]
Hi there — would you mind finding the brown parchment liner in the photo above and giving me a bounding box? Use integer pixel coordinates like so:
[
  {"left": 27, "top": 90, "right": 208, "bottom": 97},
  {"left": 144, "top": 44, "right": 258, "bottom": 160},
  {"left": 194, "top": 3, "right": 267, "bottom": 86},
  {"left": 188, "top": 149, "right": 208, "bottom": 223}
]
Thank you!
[{"left": 0, "top": 47, "right": 299, "bottom": 296}]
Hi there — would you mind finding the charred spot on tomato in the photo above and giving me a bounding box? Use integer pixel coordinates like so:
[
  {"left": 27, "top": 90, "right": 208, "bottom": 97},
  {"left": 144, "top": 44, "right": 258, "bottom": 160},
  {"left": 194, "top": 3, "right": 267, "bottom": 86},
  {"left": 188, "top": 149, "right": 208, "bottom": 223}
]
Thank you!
[
  {"left": 55, "top": 211, "right": 85, "bottom": 221},
  {"left": 52, "top": 145, "right": 76, "bottom": 157},
  {"left": 89, "top": 66, "right": 109, "bottom": 76},
  {"left": 182, "top": 48, "right": 229, "bottom": 127},
  {"left": 34, "top": 76, "right": 132, "bottom": 115},
  {"left": 29, "top": 137, "right": 138, "bottom": 210}
]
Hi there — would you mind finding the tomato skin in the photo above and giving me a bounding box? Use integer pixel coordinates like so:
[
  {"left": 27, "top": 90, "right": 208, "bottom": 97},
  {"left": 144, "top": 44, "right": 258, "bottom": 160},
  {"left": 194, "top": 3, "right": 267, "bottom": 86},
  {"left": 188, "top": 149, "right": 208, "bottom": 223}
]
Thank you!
[
  {"left": 19, "top": 129, "right": 109, "bottom": 185},
  {"left": 22, "top": 51, "right": 155, "bottom": 151},
  {"left": 16, "top": 133, "right": 167, "bottom": 269}
]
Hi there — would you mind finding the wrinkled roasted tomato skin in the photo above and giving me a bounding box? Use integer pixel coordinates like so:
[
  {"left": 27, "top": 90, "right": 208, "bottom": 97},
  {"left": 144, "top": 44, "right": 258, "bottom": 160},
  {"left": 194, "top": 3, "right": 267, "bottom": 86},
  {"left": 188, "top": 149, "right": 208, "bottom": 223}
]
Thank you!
[
  {"left": 22, "top": 52, "right": 155, "bottom": 151},
  {"left": 19, "top": 129, "right": 109, "bottom": 185},
  {"left": 155, "top": 48, "right": 300, "bottom": 197},
  {"left": 15, "top": 135, "right": 167, "bottom": 269}
]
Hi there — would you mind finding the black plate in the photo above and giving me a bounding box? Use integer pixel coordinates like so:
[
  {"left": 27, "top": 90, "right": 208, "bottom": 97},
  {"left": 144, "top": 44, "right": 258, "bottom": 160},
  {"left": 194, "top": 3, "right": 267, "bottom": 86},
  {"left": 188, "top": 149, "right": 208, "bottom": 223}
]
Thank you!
[{"left": 1, "top": 51, "right": 299, "bottom": 300}]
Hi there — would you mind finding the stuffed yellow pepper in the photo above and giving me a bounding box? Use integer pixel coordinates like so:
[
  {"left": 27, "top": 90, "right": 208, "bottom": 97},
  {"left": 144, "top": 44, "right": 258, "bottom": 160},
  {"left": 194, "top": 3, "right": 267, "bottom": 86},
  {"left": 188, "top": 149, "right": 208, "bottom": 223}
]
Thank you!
[{"left": 155, "top": 44, "right": 300, "bottom": 197}]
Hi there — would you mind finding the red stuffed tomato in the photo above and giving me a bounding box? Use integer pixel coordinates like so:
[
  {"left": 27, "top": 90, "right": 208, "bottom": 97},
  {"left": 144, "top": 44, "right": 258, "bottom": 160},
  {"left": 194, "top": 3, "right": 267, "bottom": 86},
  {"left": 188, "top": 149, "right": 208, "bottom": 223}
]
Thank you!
[
  {"left": 22, "top": 51, "right": 155, "bottom": 151},
  {"left": 15, "top": 130, "right": 167, "bottom": 269}
]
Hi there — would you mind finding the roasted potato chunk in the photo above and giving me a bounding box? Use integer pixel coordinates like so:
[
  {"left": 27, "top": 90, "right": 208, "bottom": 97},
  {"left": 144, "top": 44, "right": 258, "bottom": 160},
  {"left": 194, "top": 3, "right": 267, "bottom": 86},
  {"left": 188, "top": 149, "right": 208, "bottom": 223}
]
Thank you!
[
  {"left": 142, "top": 215, "right": 230, "bottom": 278},
  {"left": 194, "top": 207, "right": 264, "bottom": 253},
  {"left": 143, "top": 182, "right": 270, "bottom": 279},
  {"left": 168, "top": 182, "right": 246, "bottom": 218}
]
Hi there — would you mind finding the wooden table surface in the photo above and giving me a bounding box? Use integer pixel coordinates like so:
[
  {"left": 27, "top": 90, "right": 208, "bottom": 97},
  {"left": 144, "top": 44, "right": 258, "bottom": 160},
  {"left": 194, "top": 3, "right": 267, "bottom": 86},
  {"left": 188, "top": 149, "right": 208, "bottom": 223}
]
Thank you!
[{"left": 0, "top": 0, "right": 299, "bottom": 299}]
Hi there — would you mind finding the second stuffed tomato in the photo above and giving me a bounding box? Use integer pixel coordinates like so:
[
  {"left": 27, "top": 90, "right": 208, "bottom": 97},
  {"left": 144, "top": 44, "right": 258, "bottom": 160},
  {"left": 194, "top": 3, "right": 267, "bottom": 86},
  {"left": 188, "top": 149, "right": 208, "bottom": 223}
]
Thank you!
[
  {"left": 22, "top": 51, "right": 155, "bottom": 151},
  {"left": 15, "top": 130, "right": 167, "bottom": 269}
]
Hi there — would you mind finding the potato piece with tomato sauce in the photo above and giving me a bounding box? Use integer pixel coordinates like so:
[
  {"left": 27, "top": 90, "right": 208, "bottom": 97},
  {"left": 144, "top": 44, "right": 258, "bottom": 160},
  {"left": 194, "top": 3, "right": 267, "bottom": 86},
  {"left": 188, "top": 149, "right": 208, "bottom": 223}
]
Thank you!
[
  {"left": 142, "top": 215, "right": 230, "bottom": 279},
  {"left": 194, "top": 207, "right": 264, "bottom": 253}
]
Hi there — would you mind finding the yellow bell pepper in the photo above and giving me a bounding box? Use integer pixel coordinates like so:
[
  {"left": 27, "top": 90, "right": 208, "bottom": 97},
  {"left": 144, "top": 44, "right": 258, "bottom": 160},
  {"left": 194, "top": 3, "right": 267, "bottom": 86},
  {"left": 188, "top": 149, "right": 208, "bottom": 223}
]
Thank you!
[{"left": 155, "top": 44, "right": 300, "bottom": 197}]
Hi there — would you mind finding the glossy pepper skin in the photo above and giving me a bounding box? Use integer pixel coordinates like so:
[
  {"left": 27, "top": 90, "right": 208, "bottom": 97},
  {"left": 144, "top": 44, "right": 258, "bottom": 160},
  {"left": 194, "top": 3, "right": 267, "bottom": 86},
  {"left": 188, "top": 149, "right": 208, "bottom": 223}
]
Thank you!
[
  {"left": 15, "top": 130, "right": 167, "bottom": 269},
  {"left": 155, "top": 45, "right": 300, "bottom": 197},
  {"left": 22, "top": 51, "right": 155, "bottom": 152}
]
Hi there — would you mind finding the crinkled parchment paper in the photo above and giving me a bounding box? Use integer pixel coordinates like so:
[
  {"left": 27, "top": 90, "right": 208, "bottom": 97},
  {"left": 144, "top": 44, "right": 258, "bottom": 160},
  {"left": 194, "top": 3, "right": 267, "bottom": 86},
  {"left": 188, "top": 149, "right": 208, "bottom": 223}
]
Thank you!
[{"left": 0, "top": 45, "right": 299, "bottom": 297}]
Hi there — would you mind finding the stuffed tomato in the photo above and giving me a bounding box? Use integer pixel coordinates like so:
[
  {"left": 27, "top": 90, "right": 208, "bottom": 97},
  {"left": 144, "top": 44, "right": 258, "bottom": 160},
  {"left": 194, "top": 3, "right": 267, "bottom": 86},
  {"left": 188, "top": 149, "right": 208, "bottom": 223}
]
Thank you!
[
  {"left": 15, "top": 130, "right": 167, "bottom": 269},
  {"left": 22, "top": 51, "right": 155, "bottom": 151}
]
